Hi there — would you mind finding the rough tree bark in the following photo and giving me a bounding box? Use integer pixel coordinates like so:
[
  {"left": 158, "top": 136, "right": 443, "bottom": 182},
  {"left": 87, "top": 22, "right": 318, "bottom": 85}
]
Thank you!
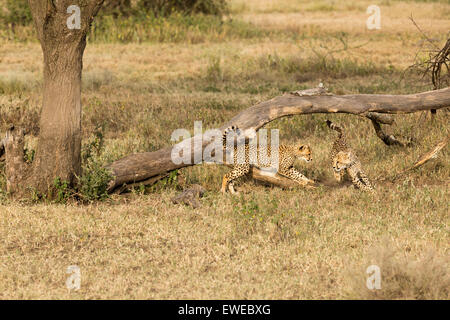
[
  {"left": 4, "top": 0, "right": 104, "bottom": 198},
  {"left": 105, "top": 87, "right": 450, "bottom": 192}
]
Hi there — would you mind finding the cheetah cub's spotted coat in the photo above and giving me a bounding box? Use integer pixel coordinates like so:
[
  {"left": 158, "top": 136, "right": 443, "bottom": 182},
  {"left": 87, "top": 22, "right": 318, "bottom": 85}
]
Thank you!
[
  {"left": 221, "top": 126, "right": 315, "bottom": 194},
  {"left": 326, "top": 120, "right": 374, "bottom": 192}
]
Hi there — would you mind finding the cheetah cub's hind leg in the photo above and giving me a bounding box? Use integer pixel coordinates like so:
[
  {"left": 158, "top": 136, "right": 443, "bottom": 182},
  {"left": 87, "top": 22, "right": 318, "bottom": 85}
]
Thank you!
[
  {"left": 279, "top": 166, "right": 316, "bottom": 187},
  {"left": 221, "top": 164, "right": 250, "bottom": 194}
]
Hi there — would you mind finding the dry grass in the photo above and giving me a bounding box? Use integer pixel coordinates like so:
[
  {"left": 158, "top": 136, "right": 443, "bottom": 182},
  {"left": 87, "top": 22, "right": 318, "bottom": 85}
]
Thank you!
[
  {"left": 0, "top": 184, "right": 448, "bottom": 299},
  {"left": 345, "top": 239, "right": 449, "bottom": 299},
  {"left": 0, "top": 0, "right": 448, "bottom": 299}
]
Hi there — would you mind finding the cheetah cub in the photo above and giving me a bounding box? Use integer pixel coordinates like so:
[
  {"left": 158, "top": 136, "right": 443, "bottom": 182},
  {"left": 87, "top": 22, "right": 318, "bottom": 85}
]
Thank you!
[
  {"left": 326, "top": 120, "right": 374, "bottom": 192},
  {"left": 221, "top": 126, "right": 315, "bottom": 194}
]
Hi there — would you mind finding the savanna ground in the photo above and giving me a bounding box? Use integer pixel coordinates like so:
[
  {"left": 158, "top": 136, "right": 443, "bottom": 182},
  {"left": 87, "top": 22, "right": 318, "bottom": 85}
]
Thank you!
[{"left": 0, "top": 0, "right": 449, "bottom": 299}]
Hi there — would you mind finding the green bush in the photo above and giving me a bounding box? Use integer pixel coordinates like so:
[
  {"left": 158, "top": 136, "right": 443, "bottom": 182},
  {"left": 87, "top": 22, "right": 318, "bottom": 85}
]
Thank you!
[
  {"left": 102, "top": 0, "right": 228, "bottom": 17},
  {"left": 137, "top": 0, "right": 228, "bottom": 16},
  {"left": 0, "top": 0, "right": 32, "bottom": 26},
  {"left": 78, "top": 127, "right": 112, "bottom": 202},
  {"left": 78, "top": 159, "right": 112, "bottom": 202},
  {"left": 102, "top": 0, "right": 132, "bottom": 16},
  {"left": 0, "top": 0, "right": 229, "bottom": 41},
  {"left": 53, "top": 177, "right": 73, "bottom": 204},
  {"left": 0, "top": 0, "right": 227, "bottom": 28}
]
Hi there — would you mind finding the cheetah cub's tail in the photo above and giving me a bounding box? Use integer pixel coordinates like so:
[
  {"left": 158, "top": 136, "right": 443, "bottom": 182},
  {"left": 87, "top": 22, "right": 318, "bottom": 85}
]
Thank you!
[
  {"left": 326, "top": 120, "right": 343, "bottom": 136},
  {"left": 222, "top": 125, "right": 242, "bottom": 147}
]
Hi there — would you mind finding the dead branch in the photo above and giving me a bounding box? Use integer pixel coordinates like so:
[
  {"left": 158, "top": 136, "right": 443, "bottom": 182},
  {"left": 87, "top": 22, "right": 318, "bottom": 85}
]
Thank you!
[
  {"left": 370, "top": 119, "right": 404, "bottom": 146},
  {"left": 388, "top": 136, "right": 449, "bottom": 181},
  {"left": 367, "top": 111, "right": 403, "bottom": 146},
  {"left": 365, "top": 112, "right": 395, "bottom": 125},
  {"left": 431, "top": 38, "right": 450, "bottom": 90},
  {"left": 409, "top": 136, "right": 448, "bottom": 170},
  {"left": 408, "top": 17, "right": 449, "bottom": 115}
]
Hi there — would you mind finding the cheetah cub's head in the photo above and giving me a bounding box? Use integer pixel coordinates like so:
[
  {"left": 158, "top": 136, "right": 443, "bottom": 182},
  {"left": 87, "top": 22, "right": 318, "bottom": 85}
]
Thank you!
[
  {"left": 333, "top": 151, "right": 356, "bottom": 172},
  {"left": 296, "top": 144, "right": 312, "bottom": 162}
]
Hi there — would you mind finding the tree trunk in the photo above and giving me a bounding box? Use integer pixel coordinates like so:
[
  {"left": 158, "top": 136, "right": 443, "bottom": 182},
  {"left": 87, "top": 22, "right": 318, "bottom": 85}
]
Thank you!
[
  {"left": 3, "top": 0, "right": 104, "bottom": 198},
  {"left": 31, "top": 38, "right": 85, "bottom": 192}
]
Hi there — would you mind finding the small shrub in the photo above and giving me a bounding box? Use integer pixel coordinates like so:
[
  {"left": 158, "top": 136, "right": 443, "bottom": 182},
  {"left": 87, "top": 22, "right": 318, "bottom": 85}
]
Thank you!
[
  {"left": 78, "top": 159, "right": 112, "bottom": 202},
  {"left": 23, "top": 148, "right": 35, "bottom": 164},
  {"left": 53, "top": 177, "right": 73, "bottom": 204},
  {"left": 78, "top": 126, "right": 112, "bottom": 202}
]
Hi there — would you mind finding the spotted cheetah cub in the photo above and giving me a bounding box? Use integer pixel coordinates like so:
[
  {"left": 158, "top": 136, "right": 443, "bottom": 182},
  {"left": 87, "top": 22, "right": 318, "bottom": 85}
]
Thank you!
[
  {"left": 221, "top": 126, "right": 315, "bottom": 194},
  {"left": 326, "top": 120, "right": 374, "bottom": 192}
]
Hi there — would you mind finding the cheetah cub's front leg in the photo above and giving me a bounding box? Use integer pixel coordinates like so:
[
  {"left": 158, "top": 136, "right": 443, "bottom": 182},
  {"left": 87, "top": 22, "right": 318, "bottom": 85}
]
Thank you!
[
  {"left": 333, "top": 169, "right": 345, "bottom": 183},
  {"left": 346, "top": 166, "right": 375, "bottom": 192}
]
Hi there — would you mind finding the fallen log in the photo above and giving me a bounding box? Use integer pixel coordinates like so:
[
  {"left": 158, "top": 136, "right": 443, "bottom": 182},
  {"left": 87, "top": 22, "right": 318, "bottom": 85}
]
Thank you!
[{"left": 105, "top": 87, "right": 450, "bottom": 192}]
